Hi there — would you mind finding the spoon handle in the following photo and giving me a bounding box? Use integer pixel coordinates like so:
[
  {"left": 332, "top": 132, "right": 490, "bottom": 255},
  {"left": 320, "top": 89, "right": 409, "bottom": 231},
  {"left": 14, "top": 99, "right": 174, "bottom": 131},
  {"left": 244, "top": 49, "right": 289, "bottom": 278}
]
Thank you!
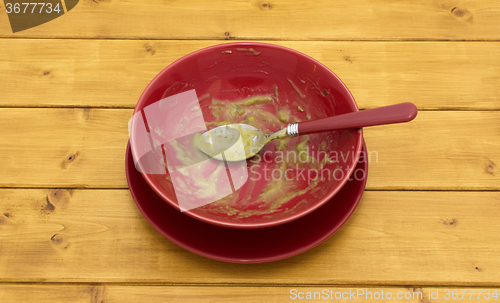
[{"left": 296, "top": 102, "right": 418, "bottom": 135}]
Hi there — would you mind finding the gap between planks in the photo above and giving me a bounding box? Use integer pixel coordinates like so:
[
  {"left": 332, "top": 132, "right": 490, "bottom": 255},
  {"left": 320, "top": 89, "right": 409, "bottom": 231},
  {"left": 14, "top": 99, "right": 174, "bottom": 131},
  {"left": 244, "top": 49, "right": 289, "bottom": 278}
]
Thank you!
[
  {"left": 0, "top": 282, "right": 499, "bottom": 288},
  {"left": 1, "top": 37, "right": 500, "bottom": 42},
  {"left": 0, "top": 187, "right": 499, "bottom": 192},
  {"left": 0, "top": 106, "right": 498, "bottom": 111}
]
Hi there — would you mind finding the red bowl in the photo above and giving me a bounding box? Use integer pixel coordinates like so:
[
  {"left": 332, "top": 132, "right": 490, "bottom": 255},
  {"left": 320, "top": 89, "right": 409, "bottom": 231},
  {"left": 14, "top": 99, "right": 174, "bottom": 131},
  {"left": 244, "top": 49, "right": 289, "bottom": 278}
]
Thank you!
[{"left": 130, "top": 42, "right": 363, "bottom": 229}]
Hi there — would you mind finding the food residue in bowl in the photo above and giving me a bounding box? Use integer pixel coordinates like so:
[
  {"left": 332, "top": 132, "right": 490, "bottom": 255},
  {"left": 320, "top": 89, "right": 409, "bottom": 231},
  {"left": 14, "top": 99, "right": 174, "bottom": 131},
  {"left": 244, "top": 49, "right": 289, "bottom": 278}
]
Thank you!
[{"left": 164, "top": 89, "right": 341, "bottom": 220}]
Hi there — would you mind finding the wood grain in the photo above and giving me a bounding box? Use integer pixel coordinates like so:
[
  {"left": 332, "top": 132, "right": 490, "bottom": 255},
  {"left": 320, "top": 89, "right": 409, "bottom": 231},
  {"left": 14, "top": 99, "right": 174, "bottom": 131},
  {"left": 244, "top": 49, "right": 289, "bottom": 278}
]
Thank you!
[
  {"left": 1, "top": 285, "right": 498, "bottom": 302},
  {"left": 0, "top": 108, "right": 129, "bottom": 188},
  {"left": 364, "top": 111, "right": 500, "bottom": 190},
  {"left": 0, "top": 189, "right": 499, "bottom": 285},
  {"left": 0, "top": 0, "right": 499, "bottom": 40},
  {"left": 0, "top": 0, "right": 497, "bottom": 297},
  {"left": 0, "top": 109, "right": 498, "bottom": 189},
  {"left": 0, "top": 40, "right": 499, "bottom": 109}
]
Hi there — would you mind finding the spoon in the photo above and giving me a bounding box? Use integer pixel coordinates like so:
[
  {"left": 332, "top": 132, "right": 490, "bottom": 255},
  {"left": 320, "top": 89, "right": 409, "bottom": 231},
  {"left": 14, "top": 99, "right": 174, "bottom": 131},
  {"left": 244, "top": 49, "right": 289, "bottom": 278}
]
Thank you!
[{"left": 195, "top": 102, "right": 418, "bottom": 162}]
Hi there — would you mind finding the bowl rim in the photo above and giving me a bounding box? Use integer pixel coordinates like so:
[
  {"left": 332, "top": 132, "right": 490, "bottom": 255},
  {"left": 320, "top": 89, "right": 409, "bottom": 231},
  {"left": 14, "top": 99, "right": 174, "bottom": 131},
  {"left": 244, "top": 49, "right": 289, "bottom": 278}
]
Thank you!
[{"left": 132, "top": 41, "right": 363, "bottom": 229}]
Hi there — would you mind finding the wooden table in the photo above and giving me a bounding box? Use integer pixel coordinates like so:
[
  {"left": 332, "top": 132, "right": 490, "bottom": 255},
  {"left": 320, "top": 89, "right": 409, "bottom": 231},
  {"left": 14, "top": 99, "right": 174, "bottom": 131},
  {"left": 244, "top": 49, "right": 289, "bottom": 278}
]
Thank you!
[{"left": 1, "top": 1, "right": 499, "bottom": 302}]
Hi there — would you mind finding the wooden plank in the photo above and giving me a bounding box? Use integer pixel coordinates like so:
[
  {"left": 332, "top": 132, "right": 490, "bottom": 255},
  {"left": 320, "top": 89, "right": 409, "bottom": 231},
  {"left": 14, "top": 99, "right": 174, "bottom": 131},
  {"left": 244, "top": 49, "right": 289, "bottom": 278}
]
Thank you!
[
  {"left": 0, "top": 108, "right": 130, "bottom": 188},
  {"left": 0, "top": 39, "right": 499, "bottom": 110},
  {"left": 1, "top": 285, "right": 499, "bottom": 302},
  {"left": 0, "top": 0, "right": 499, "bottom": 40},
  {"left": 0, "top": 189, "right": 499, "bottom": 285},
  {"left": 0, "top": 109, "right": 498, "bottom": 189},
  {"left": 364, "top": 111, "right": 500, "bottom": 190}
]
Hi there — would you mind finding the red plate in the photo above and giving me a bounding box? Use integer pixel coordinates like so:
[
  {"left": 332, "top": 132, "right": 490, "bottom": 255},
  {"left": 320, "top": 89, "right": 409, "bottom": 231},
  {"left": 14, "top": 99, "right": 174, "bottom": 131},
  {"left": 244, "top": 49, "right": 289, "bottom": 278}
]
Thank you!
[{"left": 126, "top": 140, "right": 368, "bottom": 263}]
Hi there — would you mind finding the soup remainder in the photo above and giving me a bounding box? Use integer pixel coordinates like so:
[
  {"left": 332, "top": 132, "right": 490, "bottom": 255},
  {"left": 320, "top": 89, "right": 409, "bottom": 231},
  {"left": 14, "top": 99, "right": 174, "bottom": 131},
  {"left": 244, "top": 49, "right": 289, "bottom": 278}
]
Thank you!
[{"left": 164, "top": 85, "right": 345, "bottom": 221}]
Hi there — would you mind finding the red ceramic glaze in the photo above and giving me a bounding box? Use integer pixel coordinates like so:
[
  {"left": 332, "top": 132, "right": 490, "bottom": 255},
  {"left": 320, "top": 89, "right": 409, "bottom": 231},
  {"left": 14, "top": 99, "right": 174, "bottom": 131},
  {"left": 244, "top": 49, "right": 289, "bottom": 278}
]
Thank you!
[
  {"left": 125, "top": 140, "right": 368, "bottom": 263},
  {"left": 131, "top": 42, "right": 363, "bottom": 229}
]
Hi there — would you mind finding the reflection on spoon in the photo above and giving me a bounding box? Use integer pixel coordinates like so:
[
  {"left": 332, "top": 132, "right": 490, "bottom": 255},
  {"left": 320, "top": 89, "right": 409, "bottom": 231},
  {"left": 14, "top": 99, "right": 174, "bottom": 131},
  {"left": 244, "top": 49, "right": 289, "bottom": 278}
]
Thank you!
[{"left": 194, "top": 124, "right": 286, "bottom": 162}]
